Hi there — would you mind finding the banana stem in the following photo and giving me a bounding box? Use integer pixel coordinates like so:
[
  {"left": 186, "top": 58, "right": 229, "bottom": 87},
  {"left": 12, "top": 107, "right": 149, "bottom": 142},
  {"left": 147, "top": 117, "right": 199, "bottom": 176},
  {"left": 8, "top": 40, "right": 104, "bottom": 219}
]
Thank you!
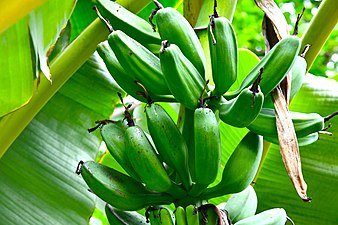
[
  {"left": 301, "top": 0, "right": 338, "bottom": 70},
  {"left": 324, "top": 111, "right": 338, "bottom": 122}
]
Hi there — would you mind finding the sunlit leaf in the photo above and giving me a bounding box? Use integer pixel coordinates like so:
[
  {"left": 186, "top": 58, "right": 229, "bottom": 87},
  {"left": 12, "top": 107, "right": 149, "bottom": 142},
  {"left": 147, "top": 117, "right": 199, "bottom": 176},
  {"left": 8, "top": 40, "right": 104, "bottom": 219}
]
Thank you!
[
  {"left": 0, "top": 18, "right": 33, "bottom": 117},
  {"left": 0, "top": 54, "right": 120, "bottom": 224},
  {"left": 0, "top": 0, "right": 47, "bottom": 33}
]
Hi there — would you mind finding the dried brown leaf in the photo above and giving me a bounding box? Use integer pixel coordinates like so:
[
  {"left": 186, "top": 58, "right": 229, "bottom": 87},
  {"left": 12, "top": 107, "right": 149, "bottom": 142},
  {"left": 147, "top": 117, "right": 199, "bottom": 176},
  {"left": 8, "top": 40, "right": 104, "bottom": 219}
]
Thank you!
[{"left": 271, "top": 87, "right": 310, "bottom": 202}]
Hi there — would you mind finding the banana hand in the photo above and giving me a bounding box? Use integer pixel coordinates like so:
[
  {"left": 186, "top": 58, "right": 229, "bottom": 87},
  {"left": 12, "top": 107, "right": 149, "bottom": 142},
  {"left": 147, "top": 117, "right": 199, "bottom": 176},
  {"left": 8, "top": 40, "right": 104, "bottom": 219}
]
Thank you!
[
  {"left": 76, "top": 161, "right": 174, "bottom": 211},
  {"left": 146, "top": 103, "right": 192, "bottom": 191},
  {"left": 125, "top": 125, "right": 186, "bottom": 198}
]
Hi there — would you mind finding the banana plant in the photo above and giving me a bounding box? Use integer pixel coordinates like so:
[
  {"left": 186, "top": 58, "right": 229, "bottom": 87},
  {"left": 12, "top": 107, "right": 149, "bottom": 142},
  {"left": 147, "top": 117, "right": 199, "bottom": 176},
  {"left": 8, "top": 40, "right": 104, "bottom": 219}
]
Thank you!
[{"left": 0, "top": 0, "right": 337, "bottom": 224}]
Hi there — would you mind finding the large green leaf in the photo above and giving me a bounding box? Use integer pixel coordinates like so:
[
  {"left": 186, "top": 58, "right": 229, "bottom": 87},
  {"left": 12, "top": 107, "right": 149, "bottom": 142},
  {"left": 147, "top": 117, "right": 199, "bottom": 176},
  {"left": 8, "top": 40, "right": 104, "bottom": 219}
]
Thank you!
[
  {"left": 0, "top": 0, "right": 75, "bottom": 117},
  {"left": 255, "top": 74, "right": 338, "bottom": 224},
  {"left": 0, "top": 18, "right": 33, "bottom": 117},
  {"left": 0, "top": 54, "right": 119, "bottom": 224}
]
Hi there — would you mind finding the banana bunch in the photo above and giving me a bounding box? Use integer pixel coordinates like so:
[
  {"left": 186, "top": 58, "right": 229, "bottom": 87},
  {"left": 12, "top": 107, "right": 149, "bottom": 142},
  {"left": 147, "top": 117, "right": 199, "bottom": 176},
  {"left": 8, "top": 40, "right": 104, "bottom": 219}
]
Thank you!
[{"left": 75, "top": 0, "right": 334, "bottom": 224}]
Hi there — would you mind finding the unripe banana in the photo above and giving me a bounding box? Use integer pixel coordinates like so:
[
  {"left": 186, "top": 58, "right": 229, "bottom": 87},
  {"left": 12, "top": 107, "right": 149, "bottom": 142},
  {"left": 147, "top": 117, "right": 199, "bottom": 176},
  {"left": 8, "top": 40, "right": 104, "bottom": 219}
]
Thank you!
[
  {"left": 160, "top": 42, "right": 205, "bottom": 110},
  {"left": 264, "top": 131, "right": 319, "bottom": 146},
  {"left": 298, "top": 132, "right": 319, "bottom": 146},
  {"left": 105, "top": 204, "right": 147, "bottom": 225},
  {"left": 97, "top": 42, "right": 174, "bottom": 102},
  {"left": 186, "top": 205, "right": 200, "bottom": 225},
  {"left": 290, "top": 44, "right": 310, "bottom": 100},
  {"left": 201, "top": 132, "right": 263, "bottom": 200},
  {"left": 233, "top": 208, "right": 287, "bottom": 225},
  {"left": 108, "top": 30, "right": 172, "bottom": 96},
  {"left": 219, "top": 185, "right": 257, "bottom": 223},
  {"left": 247, "top": 108, "right": 324, "bottom": 139},
  {"left": 290, "top": 55, "right": 307, "bottom": 100},
  {"left": 175, "top": 206, "right": 187, "bottom": 225},
  {"left": 190, "top": 107, "right": 221, "bottom": 196},
  {"left": 145, "top": 103, "right": 192, "bottom": 190},
  {"left": 94, "top": 0, "right": 160, "bottom": 49},
  {"left": 227, "top": 36, "right": 301, "bottom": 98},
  {"left": 100, "top": 121, "right": 141, "bottom": 181},
  {"left": 125, "top": 125, "right": 186, "bottom": 198},
  {"left": 76, "top": 161, "right": 174, "bottom": 211},
  {"left": 210, "top": 85, "right": 264, "bottom": 128},
  {"left": 152, "top": 1, "right": 206, "bottom": 76},
  {"left": 147, "top": 207, "right": 174, "bottom": 225},
  {"left": 208, "top": 14, "right": 238, "bottom": 96}
]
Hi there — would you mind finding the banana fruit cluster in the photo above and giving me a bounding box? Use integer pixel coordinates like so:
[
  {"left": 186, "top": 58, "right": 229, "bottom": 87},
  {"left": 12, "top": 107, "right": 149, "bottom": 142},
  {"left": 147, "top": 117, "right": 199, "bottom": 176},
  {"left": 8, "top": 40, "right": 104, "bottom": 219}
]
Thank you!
[{"left": 75, "top": 0, "right": 336, "bottom": 224}]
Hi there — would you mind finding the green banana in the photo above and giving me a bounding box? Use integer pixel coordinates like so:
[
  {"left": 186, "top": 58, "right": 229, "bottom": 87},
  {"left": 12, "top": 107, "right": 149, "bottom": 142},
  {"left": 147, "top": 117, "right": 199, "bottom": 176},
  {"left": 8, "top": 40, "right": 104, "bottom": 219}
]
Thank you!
[
  {"left": 298, "top": 132, "right": 319, "bottom": 146},
  {"left": 125, "top": 125, "right": 186, "bottom": 197},
  {"left": 99, "top": 121, "right": 141, "bottom": 182},
  {"left": 94, "top": 0, "right": 160, "bottom": 49},
  {"left": 219, "top": 185, "right": 257, "bottom": 223},
  {"left": 233, "top": 208, "right": 287, "bottom": 225},
  {"left": 208, "top": 13, "right": 238, "bottom": 96},
  {"left": 262, "top": 50, "right": 308, "bottom": 108},
  {"left": 181, "top": 107, "right": 197, "bottom": 181},
  {"left": 290, "top": 44, "right": 310, "bottom": 100},
  {"left": 160, "top": 42, "right": 205, "bottom": 110},
  {"left": 175, "top": 206, "right": 188, "bottom": 225},
  {"left": 108, "top": 30, "right": 172, "bottom": 96},
  {"left": 105, "top": 204, "right": 147, "bottom": 225},
  {"left": 152, "top": 0, "right": 206, "bottom": 76},
  {"left": 226, "top": 36, "right": 301, "bottom": 98},
  {"left": 201, "top": 132, "right": 263, "bottom": 200},
  {"left": 76, "top": 161, "right": 174, "bottom": 211},
  {"left": 210, "top": 83, "right": 264, "bottom": 128},
  {"left": 190, "top": 107, "right": 221, "bottom": 196},
  {"left": 290, "top": 55, "right": 307, "bottom": 100},
  {"left": 264, "top": 131, "right": 319, "bottom": 146},
  {"left": 247, "top": 108, "right": 325, "bottom": 139},
  {"left": 147, "top": 207, "right": 174, "bottom": 225},
  {"left": 145, "top": 103, "right": 192, "bottom": 190},
  {"left": 186, "top": 205, "right": 200, "bottom": 225},
  {"left": 97, "top": 42, "right": 174, "bottom": 102}
]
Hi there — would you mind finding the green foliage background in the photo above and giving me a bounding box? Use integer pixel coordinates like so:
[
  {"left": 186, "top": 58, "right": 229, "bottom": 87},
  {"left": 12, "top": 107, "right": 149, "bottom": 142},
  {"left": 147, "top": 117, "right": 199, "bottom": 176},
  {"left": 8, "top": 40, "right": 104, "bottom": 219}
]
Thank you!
[{"left": 233, "top": 0, "right": 337, "bottom": 77}]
